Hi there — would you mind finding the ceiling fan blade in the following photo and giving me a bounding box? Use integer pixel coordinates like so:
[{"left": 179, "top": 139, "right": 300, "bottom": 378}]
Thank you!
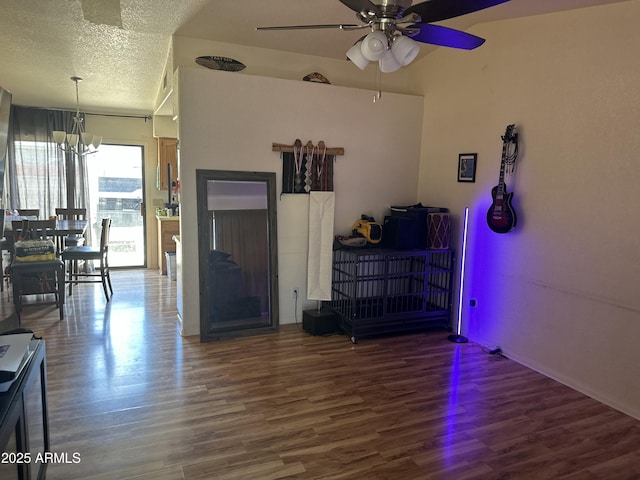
[
  {"left": 257, "top": 23, "right": 364, "bottom": 31},
  {"left": 339, "top": 0, "right": 382, "bottom": 16},
  {"left": 410, "top": 24, "right": 485, "bottom": 50},
  {"left": 405, "top": 0, "right": 510, "bottom": 23}
]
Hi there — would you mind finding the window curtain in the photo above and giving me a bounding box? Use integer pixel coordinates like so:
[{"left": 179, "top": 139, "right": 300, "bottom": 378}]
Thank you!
[
  {"left": 7, "top": 106, "right": 92, "bottom": 243},
  {"left": 7, "top": 106, "right": 67, "bottom": 215}
]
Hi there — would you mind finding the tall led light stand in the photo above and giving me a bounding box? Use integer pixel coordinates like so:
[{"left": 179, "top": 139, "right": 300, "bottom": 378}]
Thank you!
[{"left": 449, "top": 207, "right": 469, "bottom": 343}]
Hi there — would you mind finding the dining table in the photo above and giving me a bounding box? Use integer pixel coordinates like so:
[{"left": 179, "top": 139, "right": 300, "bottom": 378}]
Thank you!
[
  {"left": 52, "top": 219, "right": 88, "bottom": 236},
  {"left": 3, "top": 218, "right": 89, "bottom": 254},
  {"left": 5, "top": 218, "right": 88, "bottom": 236},
  {"left": 51, "top": 219, "right": 89, "bottom": 257}
]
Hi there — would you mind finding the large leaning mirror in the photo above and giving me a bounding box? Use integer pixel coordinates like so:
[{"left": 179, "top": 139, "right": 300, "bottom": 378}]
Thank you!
[{"left": 196, "top": 169, "right": 279, "bottom": 341}]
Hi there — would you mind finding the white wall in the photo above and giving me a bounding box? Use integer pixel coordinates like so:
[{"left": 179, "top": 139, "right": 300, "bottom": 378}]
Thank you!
[
  {"left": 171, "top": 36, "right": 419, "bottom": 96},
  {"left": 154, "top": 33, "right": 421, "bottom": 137},
  {"left": 176, "top": 67, "right": 423, "bottom": 337},
  {"left": 412, "top": 1, "right": 640, "bottom": 419}
]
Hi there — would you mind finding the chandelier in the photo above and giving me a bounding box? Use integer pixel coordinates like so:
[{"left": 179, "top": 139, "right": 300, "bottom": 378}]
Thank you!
[{"left": 53, "top": 76, "right": 102, "bottom": 156}]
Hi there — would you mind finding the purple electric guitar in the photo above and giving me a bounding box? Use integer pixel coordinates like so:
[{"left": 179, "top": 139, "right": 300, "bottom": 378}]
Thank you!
[{"left": 487, "top": 124, "right": 518, "bottom": 234}]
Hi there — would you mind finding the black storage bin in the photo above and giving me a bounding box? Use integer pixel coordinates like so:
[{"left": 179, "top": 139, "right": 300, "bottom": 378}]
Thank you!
[
  {"left": 303, "top": 309, "right": 338, "bottom": 336},
  {"left": 382, "top": 216, "right": 418, "bottom": 250},
  {"left": 384, "top": 205, "right": 448, "bottom": 249}
]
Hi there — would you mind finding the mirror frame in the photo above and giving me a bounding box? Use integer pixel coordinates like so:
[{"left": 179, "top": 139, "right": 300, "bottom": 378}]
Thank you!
[{"left": 196, "top": 169, "right": 279, "bottom": 342}]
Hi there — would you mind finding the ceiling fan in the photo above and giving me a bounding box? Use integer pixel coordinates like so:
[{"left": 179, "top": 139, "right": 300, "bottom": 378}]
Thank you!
[{"left": 257, "top": 0, "right": 510, "bottom": 72}]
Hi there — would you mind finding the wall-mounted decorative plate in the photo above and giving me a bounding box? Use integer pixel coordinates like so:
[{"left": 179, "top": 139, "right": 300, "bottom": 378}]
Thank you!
[
  {"left": 195, "top": 56, "right": 246, "bottom": 72},
  {"left": 303, "top": 72, "right": 330, "bottom": 84}
]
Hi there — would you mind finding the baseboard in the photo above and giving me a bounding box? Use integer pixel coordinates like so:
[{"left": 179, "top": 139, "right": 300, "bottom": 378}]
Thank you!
[{"left": 503, "top": 349, "right": 640, "bottom": 422}]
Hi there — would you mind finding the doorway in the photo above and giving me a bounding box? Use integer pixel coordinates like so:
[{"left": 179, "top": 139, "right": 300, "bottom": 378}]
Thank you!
[
  {"left": 196, "top": 169, "right": 279, "bottom": 341},
  {"left": 88, "top": 144, "right": 145, "bottom": 267}
]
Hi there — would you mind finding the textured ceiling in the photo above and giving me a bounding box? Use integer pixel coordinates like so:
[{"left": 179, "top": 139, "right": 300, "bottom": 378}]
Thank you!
[
  {"left": 0, "top": 0, "right": 632, "bottom": 115},
  {"left": 0, "top": 0, "right": 209, "bottom": 114}
]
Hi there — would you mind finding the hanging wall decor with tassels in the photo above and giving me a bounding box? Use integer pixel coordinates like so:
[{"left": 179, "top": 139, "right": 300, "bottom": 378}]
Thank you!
[{"left": 274, "top": 139, "right": 344, "bottom": 195}]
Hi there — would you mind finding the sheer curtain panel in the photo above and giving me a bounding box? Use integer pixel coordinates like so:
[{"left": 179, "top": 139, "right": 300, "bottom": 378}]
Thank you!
[{"left": 7, "top": 106, "right": 91, "bottom": 243}]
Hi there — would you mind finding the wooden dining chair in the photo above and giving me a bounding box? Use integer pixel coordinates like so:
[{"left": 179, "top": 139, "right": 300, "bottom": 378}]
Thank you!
[
  {"left": 61, "top": 218, "right": 113, "bottom": 301},
  {"left": 11, "top": 219, "right": 57, "bottom": 244},
  {"left": 55, "top": 208, "right": 87, "bottom": 248},
  {"left": 17, "top": 209, "right": 40, "bottom": 218},
  {"left": 55, "top": 208, "right": 86, "bottom": 219},
  {"left": 9, "top": 219, "right": 64, "bottom": 321}
]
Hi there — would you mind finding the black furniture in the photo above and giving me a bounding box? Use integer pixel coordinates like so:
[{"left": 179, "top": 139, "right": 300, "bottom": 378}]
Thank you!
[
  {"left": 9, "top": 220, "right": 65, "bottom": 321},
  {"left": 302, "top": 308, "right": 338, "bottom": 336},
  {"left": 0, "top": 335, "right": 49, "bottom": 480},
  {"left": 10, "top": 260, "right": 65, "bottom": 322},
  {"left": 11, "top": 220, "right": 56, "bottom": 244},
  {"left": 61, "top": 218, "right": 113, "bottom": 301},
  {"left": 54, "top": 208, "right": 87, "bottom": 249},
  {"left": 330, "top": 247, "right": 455, "bottom": 343},
  {"left": 16, "top": 209, "right": 40, "bottom": 218}
]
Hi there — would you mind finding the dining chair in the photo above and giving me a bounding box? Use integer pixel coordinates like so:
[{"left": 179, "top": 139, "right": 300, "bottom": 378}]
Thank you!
[
  {"left": 55, "top": 207, "right": 87, "bottom": 248},
  {"left": 9, "top": 219, "right": 64, "bottom": 321},
  {"left": 17, "top": 209, "right": 40, "bottom": 218},
  {"left": 61, "top": 218, "right": 113, "bottom": 301},
  {"left": 11, "top": 219, "right": 57, "bottom": 244}
]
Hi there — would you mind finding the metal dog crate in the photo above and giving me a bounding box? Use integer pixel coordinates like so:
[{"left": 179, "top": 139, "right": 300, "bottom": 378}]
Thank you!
[{"left": 330, "top": 248, "right": 455, "bottom": 343}]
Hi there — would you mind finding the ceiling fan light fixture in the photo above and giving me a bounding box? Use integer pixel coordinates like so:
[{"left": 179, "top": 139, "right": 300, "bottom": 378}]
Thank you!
[
  {"left": 379, "top": 50, "right": 402, "bottom": 73},
  {"left": 391, "top": 35, "right": 420, "bottom": 66},
  {"left": 346, "top": 41, "right": 370, "bottom": 70},
  {"left": 361, "top": 31, "right": 388, "bottom": 61}
]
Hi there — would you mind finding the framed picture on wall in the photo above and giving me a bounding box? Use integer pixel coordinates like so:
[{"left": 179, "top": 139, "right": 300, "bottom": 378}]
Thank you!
[{"left": 458, "top": 153, "right": 477, "bottom": 183}]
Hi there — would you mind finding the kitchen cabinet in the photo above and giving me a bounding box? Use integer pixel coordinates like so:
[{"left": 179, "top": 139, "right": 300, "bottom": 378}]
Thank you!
[{"left": 157, "top": 137, "right": 178, "bottom": 191}]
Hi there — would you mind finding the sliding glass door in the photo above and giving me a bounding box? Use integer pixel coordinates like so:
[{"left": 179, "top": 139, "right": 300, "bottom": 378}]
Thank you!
[{"left": 87, "top": 144, "right": 145, "bottom": 267}]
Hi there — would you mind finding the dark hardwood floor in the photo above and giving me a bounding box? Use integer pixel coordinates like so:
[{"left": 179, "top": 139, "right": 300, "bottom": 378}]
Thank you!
[{"left": 2, "top": 269, "right": 639, "bottom": 479}]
